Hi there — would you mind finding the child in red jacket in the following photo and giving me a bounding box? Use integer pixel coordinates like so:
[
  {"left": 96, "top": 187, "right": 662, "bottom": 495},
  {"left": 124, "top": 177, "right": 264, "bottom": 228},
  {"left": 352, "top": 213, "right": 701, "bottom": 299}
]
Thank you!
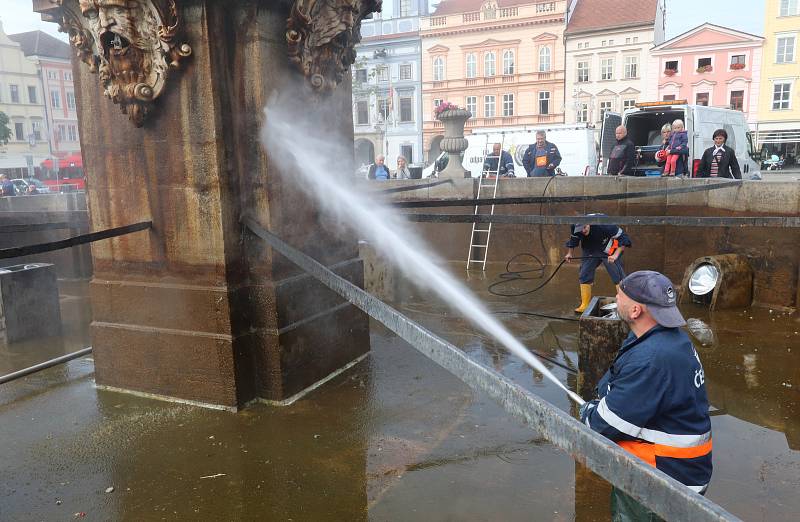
[{"left": 663, "top": 119, "right": 689, "bottom": 177}]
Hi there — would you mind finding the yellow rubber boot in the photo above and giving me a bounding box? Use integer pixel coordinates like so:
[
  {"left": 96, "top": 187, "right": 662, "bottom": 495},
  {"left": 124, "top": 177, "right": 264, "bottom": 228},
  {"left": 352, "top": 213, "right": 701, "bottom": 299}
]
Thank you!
[{"left": 574, "top": 284, "right": 592, "bottom": 314}]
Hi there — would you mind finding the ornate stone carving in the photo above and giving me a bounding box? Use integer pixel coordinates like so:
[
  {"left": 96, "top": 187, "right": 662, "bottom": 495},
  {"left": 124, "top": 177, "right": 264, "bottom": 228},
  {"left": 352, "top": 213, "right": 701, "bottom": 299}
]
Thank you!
[
  {"left": 54, "top": 0, "right": 192, "bottom": 127},
  {"left": 287, "top": 0, "right": 382, "bottom": 94}
]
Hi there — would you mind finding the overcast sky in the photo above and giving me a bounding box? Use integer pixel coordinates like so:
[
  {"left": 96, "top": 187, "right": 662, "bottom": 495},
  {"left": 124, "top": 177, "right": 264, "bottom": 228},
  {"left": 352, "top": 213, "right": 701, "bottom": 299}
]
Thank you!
[{"left": 0, "top": 0, "right": 766, "bottom": 44}]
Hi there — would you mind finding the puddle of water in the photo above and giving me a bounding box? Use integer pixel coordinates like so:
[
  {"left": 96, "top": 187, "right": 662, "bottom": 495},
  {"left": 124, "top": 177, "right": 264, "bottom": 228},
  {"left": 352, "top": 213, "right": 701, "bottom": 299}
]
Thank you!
[{"left": 0, "top": 269, "right": 798, "bottom": 521}]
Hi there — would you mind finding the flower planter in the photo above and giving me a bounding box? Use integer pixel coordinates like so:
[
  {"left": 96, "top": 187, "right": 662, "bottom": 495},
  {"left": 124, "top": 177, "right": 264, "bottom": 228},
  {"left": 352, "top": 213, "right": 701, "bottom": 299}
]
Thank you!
[
  {"left": 664, "top": 69, "right": 677, "bottom": 77},
  {"left": 730, "top": 63, "right": 745, "bottom": 70},
  {"left": 435, "top": 108, "right": 472, "bottom": 179},
  {"left": 696, "top": 65, "right": 713, "bottom": 73}
]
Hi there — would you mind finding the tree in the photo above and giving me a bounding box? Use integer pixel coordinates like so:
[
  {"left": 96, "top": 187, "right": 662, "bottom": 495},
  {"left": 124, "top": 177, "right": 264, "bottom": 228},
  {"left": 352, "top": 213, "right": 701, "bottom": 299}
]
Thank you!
[{"left": 0, "top": 112, "right": 11, "bottom": 145}]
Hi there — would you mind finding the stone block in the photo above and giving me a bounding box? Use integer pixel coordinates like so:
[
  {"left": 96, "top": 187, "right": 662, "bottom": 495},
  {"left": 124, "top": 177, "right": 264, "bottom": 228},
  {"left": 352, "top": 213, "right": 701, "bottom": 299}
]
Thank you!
[{"left": 0, "top": 263, "right": 62, "bottom": 343}]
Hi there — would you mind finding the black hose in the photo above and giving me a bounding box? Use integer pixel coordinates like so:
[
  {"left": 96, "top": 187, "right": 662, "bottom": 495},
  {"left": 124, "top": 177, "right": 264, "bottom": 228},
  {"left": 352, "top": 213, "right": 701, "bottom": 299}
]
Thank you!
[{"left": 487, "top": 254, "right": 610, "bottom": 297}]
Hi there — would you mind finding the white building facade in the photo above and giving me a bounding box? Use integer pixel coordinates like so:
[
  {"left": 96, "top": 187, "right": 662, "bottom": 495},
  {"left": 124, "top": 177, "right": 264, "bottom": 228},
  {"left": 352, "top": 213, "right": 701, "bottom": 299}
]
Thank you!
[
  {"left": 0, "top": 22, "right": 50, "bottom": 178},
  {"left": 352, "top": 0, "right": 428, "bottom": 171},
  {"left": 564, "top": 0, "right": 665, "bottom": 132}
]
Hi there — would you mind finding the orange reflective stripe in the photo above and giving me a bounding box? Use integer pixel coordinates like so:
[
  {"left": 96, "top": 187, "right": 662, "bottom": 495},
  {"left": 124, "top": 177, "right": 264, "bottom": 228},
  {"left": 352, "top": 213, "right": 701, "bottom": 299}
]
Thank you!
[{"left": 618, "top": 439, "right": 713, "bottom": 468}]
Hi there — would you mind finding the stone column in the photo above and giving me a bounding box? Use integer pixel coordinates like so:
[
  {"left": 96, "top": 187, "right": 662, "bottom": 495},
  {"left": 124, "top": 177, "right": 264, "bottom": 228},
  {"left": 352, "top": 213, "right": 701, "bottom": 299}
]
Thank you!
[{"left": 33, "top": 0, "right": 373, "bottom": 409}]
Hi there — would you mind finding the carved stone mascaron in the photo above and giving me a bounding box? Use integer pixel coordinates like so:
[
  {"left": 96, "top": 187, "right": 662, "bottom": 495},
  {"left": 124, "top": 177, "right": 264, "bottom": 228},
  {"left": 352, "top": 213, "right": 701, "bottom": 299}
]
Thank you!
[
  {"left": 287, "top": 0, "right": 382, "bottom": 94},
  {"left": 46, "top": 0, "right": 192, "bottom": 127}
]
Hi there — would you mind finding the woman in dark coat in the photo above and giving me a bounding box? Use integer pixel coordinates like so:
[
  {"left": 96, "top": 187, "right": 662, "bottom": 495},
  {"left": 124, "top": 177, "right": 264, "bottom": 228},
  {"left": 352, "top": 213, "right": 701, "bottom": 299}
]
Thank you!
[{"left": 697, "top": 129, "right": 741, "bottom": 179}]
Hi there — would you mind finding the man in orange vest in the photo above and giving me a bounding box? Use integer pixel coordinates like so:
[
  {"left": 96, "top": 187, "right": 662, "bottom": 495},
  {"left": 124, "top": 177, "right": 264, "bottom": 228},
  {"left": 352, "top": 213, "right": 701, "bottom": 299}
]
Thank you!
[{"left": 580, "top": 270, "right": 712, "bottom": 520}]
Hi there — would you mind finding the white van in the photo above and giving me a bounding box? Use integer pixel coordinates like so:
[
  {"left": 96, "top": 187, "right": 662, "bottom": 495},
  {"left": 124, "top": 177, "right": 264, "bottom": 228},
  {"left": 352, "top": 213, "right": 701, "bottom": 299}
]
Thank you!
[
  {"left": 599, "top": 101, "right": 761, "bottom": 177},
  {"left": 423, "top": 124, "right": 598, "bottom": 178}
]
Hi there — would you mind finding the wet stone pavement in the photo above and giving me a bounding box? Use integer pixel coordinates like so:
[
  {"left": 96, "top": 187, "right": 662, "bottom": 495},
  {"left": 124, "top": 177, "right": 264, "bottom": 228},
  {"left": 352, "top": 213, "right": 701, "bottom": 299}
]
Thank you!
[{"left": 0, "top": 266, "right": 798, "bottom": 521}]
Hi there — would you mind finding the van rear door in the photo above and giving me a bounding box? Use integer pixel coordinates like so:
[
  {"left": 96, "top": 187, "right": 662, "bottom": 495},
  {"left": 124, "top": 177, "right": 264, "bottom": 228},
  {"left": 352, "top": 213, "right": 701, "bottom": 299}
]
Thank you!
[{"left": 599, "top": 111, "right": 622, "bottom": 174}]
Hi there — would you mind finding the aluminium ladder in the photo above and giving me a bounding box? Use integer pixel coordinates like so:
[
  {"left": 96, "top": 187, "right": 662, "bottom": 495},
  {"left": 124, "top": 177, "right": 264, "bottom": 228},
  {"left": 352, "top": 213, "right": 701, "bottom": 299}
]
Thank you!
[{"left": 466, "top": 134, "right": 506, "bottom": 270}]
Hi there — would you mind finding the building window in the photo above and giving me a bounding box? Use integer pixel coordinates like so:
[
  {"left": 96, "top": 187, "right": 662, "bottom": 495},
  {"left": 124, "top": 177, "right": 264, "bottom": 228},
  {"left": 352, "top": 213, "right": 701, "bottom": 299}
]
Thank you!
[
  {"left": 356, "top": 100, "right": 369, "bottom": 124},
  {"left": 539, "top": 47, "right": 551, "bottom": 72},
  {"left": 623, "top": 99, "right": 636, "bottom": 110},
  {"left": 64, "top": 72, "right": 73, "bottom": 81},
  {"left": 697, "top": 57, "right": 712, "bottom": 70},
  {"left": 663, "top": 94, "right": 676, "bottom": 101},
  {"left": 400, "top": 144, "right": 413, "bottom": 164},
  {"left": 731, "top": 54, "right": 746, "bottom": 67},
  {"left": 14, "top": 122, "right": 24, "bottom": 141},
  {"left": 399, "top": 97, "right": 413, "bottom": 122},
  {"left": 32, "top": 120, "right": 42, "bottom": 141},
  {"left": 696, "top": 92, "right": 709, "bottom": 106},
  {"left": 57, "top": 125, "right": 66, "bottom": 142},
  {"left": 378, "top": 98, "right": 390, "bottom": 120},
  {"left": 484, "top": 95, "right": 496, "bottom": 117},
  {"left": 433, "top": 57, "right": 444, "bottom": 81},
  {"left": 665, "top": 60, "right": 678, "bottom": 72},
  {"left": 625, "top": 37, "right": 631, "bottom": 44},
  {"left": 633, "top": 37, "right": 639, "bottom": 43},
  {"left": 47, "top": 70, "right": 58, "bottom": 80},
  {"left": 376, "top": 66, "right": 389, "bottom": 82},
  {"left": 576, "top": 60, "right": 589, "bottom": 82},
  {"left": 601, "top": 58, "right": 614, "bottom": 80},
  {"left": 601, "top": 40, "right": 607, "bottom": 47},
  {"left": 399, "top": 0, "right": 411, "bottom": 16},
  {"left": 484, "top": 52, "right": 496, "bottom": 76},
  {"left": 434, "top": 98, "right": 442, "bottom": 108},
  {"left": 776, "top": 36, "right": 795, "bottom": 63},
  {"left": 502, "top": 93, "right": 514, "bottom": 116},
  {"left": 67, "top": 91, "right": 76, "bottom": 110},
  {"left": 577, "top": 43, "right": 583, "bottom": 49},
  {"left": 608, "top": 39, "right": 614, "bottom": 45},
  {"left": 577, "top": 102, "right": 588, "bottom": 123},
  {"left": 502, "top": 50, "right": 515, "bottom": 75},
  {"left": 68, "top": 125, "right": 78, "bottom": 142},
  {"left": 28, "top": 86, "right": 37, "bottom": 104},
  {"left": 466, "top": 96, "right": 477, "bottom": 116},
  {"left": 355, "top": 68, "right": 368, "bottom": 83},
  {"left": 730, "top": 90, "right": 745, "bottom": 111},
  {"left": 399, "top": 64, "right": 413, "bottom": 81},
  {"left": 624, "top": 56, "right": 638, "bottom": 78},
  {"left": 10, "top": 85, "right": 20, "bottom": 103},
  {"left": 780, "top": 0, "right": 800, "bottom": 16},
  {"left": 466, "top": 53, "right": 477, "bottom": 78},
  {"left": 51, "top": 90, "right": 61, "bottom": 108},
  {"left": 773, "top": 82, "right": 791, "bottom": 110},
  {"left": 539, "top": 91, "right": 550, "bottom": 115},
  {"left": 599, "top": 100, "right": 613, "bottom": 120}
]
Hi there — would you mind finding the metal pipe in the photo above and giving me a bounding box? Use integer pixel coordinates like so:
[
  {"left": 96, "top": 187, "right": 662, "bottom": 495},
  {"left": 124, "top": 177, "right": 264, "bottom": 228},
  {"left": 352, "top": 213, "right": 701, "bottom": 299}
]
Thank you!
[
  {"left": 243, "top": 218, "right": 740, "bottom": 522},
  {"left": 404, "top": 213, "right": 800, "bottom": 228},
  {"left": 0, "top": 347, "right": 93, "bottom": 385}
]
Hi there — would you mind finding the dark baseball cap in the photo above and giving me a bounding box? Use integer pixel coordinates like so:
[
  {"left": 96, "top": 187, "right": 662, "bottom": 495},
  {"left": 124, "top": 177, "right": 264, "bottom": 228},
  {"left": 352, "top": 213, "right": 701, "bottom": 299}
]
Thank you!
[{"left": 619, "top": 270, "right": 686, "bottom": 328}]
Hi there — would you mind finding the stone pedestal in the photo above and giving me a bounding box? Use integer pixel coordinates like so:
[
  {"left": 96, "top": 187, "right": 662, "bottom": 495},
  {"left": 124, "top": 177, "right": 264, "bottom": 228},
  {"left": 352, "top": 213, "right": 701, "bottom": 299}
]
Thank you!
[
  {"left": 34, "top": 0, "right": 370, "bottom": 409},
  {"left": 436, "top": 109, "right": 471, "bottom": 179},
  {"left": 0, "top": 263, "right": 61, "bottom": 343}
]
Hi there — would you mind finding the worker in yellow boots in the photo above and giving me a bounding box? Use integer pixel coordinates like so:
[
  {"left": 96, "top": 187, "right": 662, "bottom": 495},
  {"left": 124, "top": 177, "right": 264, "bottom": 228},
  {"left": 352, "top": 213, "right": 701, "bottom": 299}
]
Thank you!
[{"left": 565, "top": 215, "right": 631, "bottom": 313}]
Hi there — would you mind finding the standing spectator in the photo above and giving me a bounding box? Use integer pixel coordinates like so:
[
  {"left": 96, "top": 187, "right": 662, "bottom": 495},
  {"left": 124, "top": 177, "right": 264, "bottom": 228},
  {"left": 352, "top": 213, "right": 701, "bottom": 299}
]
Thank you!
[
  {"left": 697, "top": 129, "right": 741, "bottom": 179},
  {"left": 606, "top": 125, "right": 636, "bottom": 176},
  {"left": 654, "top": 123, "right": 672, "bottom": 173},
  {"left": 395, "top": 155, "right": 411, "bottom": 179},
  {"left": 367, "top": 155, "right": 391, "bottom": 180},
  {"left": 483, "top": 143, "right": 515, "bottom": 177},
  {"left": 522, "top": 131, "right": 561, "bottom": 177},
  {"left": 26, "top": 183, "right": 39, "bottom": 195},
  {"left": 662, "top": 119, "right": 689, "bottom": 177},
  {"left": 0, "top": 174, "right": 16, "bottom": 196}
]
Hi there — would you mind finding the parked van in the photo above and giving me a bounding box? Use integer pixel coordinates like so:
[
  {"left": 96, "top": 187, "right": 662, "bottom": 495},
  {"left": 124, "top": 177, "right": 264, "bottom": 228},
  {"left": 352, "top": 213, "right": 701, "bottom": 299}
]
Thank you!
[
  {"left": 599, "top": 100, "right": 761, "bottom": 177},
  {"left": 423, "top": 124, "right": 598, "bottom": 178}
]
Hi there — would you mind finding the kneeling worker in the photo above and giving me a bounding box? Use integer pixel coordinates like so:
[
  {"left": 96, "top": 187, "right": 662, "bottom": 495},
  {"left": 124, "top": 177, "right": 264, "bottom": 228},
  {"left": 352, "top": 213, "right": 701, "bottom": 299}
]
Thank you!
[
  {"left": 565, "top": 216, "right": 631, "bottom": 313},
  {"left": 580, "top": 271, "right": 712, "bottom": 518}
]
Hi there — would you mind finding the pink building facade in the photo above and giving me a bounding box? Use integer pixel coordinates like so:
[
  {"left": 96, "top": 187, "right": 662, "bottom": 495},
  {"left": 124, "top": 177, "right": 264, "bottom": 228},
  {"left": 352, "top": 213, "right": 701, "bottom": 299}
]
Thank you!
[{"left": 647, "top": 24, "right": 764, "bottom": 125}]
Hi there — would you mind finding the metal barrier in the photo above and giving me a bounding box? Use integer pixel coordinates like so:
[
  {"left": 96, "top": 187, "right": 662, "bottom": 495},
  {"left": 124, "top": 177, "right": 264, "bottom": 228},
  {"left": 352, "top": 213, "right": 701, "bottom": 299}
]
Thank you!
[
  {"left": 243, "top": 217, "right": 740, "bottom": 522},
  {"left": 0, "top": 347, "right": 92, "bottom": 385},
  {"left": 404, "top": 213, "right": 800, "bottom": 228}
]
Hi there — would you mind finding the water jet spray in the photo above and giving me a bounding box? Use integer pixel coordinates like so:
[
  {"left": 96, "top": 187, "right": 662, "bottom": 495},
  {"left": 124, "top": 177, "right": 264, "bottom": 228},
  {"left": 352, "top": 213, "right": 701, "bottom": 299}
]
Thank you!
[{"left": 260, "top": 100, "right": 584, "bottom": 406}]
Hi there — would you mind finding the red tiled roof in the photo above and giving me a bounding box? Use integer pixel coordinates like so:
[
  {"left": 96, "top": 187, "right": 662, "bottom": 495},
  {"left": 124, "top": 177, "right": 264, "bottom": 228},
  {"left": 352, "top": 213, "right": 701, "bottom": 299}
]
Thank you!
[
  {"left": 433, "top": 0, "right": 533, "bottom": 16},
  {"left": 566, "top": 0, "right": 658, "bottom": 34}
]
